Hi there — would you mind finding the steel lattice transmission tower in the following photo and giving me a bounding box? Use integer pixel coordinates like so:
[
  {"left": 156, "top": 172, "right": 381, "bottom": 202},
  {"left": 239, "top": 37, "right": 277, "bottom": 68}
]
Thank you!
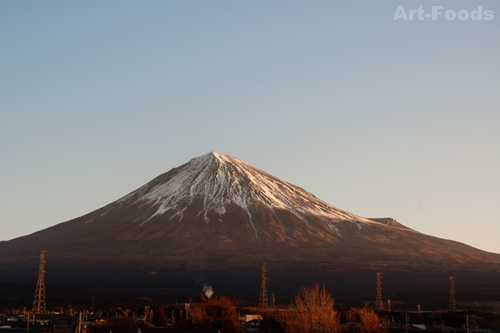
[
  {"left": 259, "top": 262, "right": 269, "bottom": 309},
  {"left": 375, "top": 272, "right": 384, "bottom": 311},
  {"left": 449, "top": 277, "right": 456, "bottom": 312},
  {"left": 33, "top": 250, "right": 48, "bottom": 313}
]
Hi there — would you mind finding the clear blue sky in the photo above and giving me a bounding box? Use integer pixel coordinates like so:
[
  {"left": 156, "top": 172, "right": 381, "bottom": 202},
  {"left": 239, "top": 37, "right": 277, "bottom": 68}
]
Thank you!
[{"left": 1, "top": 1, "right": 499, "bottom": 253}]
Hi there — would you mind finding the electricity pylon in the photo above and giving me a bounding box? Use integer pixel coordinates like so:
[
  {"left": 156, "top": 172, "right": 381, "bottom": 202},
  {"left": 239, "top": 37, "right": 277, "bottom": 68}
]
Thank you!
[
  {"left": 449, "top": 277, "right": 456, "bottom": 312},
  {"left": 33, "top": 250, "right": 48, "bottom": 313},
  {"left": 375, "top": 272, "right": 384, "bottom": 311},
  {"left": 259, "top": 262, "right": 269, "bottom": 308}
]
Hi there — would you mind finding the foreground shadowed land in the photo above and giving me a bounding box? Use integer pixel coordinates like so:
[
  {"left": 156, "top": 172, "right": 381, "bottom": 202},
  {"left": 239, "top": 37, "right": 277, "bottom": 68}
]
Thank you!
[
  {"left": 3, "top": 284, "right": 500, "bottom": 333},
  {"left": 2, "top": 262, "right": 500, "bottom": 312}
]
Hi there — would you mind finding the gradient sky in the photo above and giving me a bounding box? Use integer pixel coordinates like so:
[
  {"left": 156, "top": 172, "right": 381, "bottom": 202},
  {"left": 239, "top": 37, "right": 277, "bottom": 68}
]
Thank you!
[{"left": 1, "top": 1, "right": 499, "bottom": 254}]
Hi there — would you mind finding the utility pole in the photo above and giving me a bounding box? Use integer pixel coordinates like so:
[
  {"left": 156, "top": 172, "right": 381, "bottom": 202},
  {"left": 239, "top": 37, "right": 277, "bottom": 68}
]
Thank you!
[
  {"left": 259, "top": 262, "right": 269, "bottom": 309},
  {"left": 405, "top": 311, "right": 409, "bottom": 333},
  {"left": 449, "top": 277, "right": 456, "bottom": 312},
  {"left": 75, "top": 312, "right": 82, "bottom": 333},
  {"left": 33, "top": 250, "right": 48, "bottom": 313},
  {"left": 375, "top": 272, "right": 383, "bottom": 311}
]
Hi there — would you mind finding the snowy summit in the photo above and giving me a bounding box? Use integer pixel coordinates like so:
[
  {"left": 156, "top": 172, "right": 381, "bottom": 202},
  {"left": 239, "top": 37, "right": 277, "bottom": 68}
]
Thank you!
[{"left": 115, "top": 151, "right": 373, "bottom": 238}]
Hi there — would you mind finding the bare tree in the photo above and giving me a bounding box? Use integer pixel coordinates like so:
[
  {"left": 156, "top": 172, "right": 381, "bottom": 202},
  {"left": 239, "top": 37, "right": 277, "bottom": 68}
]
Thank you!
[
  {"left": 287, "top": 283, "right": 340, "bottom": 333},
  {"left": 349, "top": 303, "right": 386, "bottom": 333},
  {"left": 185, "top": 294, "right": 244, "bottom": 333}
]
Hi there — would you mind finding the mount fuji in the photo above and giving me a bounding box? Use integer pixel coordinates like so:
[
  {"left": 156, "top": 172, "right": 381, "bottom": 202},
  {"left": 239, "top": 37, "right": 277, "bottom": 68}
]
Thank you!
[{"left": 1, "top": 152, "right": 500, "bottom": 305}]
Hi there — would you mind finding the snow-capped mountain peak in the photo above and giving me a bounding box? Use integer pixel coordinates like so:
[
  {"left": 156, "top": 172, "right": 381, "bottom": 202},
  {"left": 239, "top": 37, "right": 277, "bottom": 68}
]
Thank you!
[{"left": 114, "top": 152, "right": 374, "bottom": 239}]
